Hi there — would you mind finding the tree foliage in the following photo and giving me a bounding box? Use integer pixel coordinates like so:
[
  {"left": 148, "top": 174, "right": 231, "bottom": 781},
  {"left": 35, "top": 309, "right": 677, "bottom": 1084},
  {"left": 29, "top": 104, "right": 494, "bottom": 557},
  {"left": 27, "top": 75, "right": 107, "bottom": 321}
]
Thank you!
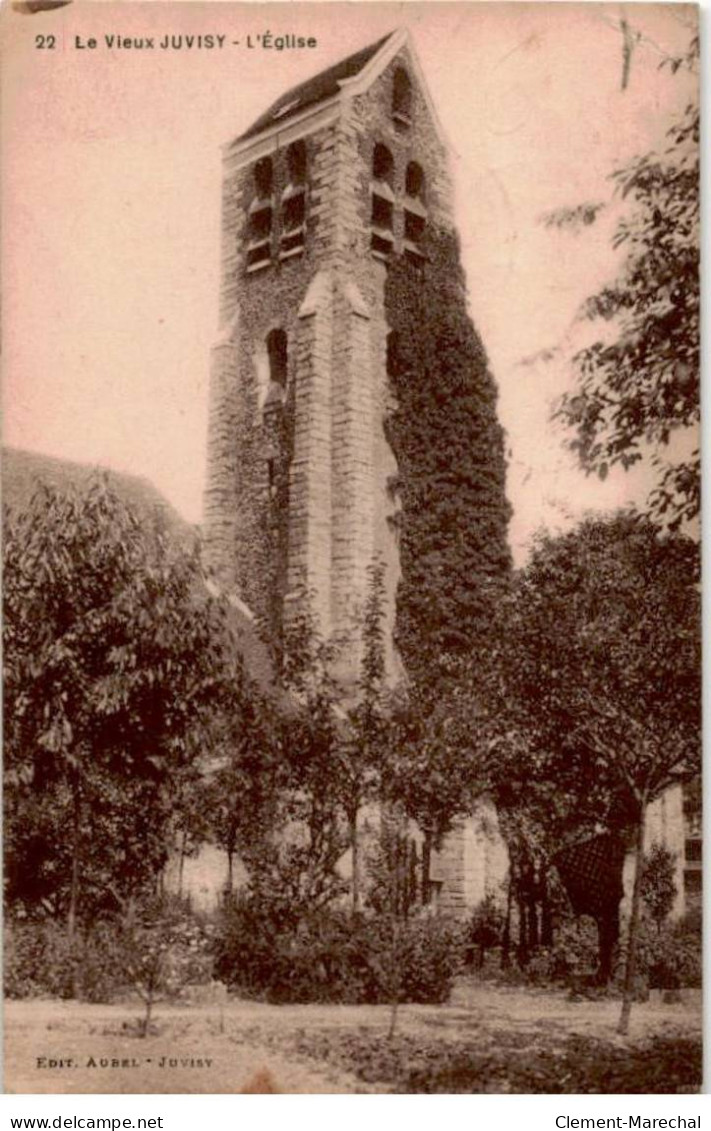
[
  {"left": 479, "top": 512, "right": 700, "bottom": 1004},
  {"left": 3, "top": 479, "right": 242, "bottom": 923},
  {"left": 484, "top": 513, "right": 700, "bottom": 832},
  {"left": 554, "top": 36, "right": 699, "bottom": 531}
]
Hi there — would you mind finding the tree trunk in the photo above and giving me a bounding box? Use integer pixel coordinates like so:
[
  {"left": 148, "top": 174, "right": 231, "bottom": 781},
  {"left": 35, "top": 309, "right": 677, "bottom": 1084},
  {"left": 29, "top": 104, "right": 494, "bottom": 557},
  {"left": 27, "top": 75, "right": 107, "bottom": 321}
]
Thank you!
[
  {"left": 409, "top": 840, "right": 418, "bottom": 908},
  {"left": 527, "top": 891, "right": 539, "bottom": 950},
  {"left": 422, "top": 829, "right": 433, "bottom": 905},
  {"left": 517, "top": 893, "right": 528, "bottom": 966},
  {"left": 141, "top": 989, "right": 154, "bottom": 1038},
  {"left": 540, "top": 871, "right": 553, "bottom": 946},
  {"left": 178, "top": 829, "right": 187, "bottom": 896},
  {"left": 619, "top": 803, "right": 647, "bottom": 1035},
  {"left": 67, "top": 775, "right": 81, "bottom": 946},
  {"left": 596, "top": 908, "right": 620, "bottom": 985},
  {"left": 501, "top": 875, "right": 513, "bottom": 969},
  {"left": 226, "top": 848, "right": 234, "bottom": 896}
]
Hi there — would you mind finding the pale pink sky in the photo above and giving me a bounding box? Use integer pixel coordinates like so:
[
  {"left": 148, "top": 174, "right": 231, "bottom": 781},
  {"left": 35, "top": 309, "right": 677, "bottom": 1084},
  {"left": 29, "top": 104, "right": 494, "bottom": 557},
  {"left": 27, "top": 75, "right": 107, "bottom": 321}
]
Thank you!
[{"left": 1, "top": 2, "right": 697, "bottom": 562}]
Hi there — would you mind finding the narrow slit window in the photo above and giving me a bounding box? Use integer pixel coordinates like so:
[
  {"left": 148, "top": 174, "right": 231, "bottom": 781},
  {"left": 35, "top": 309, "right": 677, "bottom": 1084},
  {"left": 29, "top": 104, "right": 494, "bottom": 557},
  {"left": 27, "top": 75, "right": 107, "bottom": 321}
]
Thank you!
[{"left": 371, "top": 143, "right": 395, "bottom": 260}]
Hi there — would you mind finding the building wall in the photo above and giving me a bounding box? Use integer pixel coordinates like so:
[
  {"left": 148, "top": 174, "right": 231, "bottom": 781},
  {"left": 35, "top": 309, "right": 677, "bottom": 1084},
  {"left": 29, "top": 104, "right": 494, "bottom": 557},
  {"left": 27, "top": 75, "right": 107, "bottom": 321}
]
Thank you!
[{"left": 621, "top": 785, "right": 687, "bottom": 918}]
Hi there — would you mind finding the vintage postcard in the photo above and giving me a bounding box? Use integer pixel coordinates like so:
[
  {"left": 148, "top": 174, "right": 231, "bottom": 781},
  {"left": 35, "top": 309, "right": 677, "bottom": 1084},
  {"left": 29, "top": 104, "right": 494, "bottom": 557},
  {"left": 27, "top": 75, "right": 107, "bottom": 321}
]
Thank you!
[{"left": 1, "top": 1, "right": 701, "bottom": 1094}]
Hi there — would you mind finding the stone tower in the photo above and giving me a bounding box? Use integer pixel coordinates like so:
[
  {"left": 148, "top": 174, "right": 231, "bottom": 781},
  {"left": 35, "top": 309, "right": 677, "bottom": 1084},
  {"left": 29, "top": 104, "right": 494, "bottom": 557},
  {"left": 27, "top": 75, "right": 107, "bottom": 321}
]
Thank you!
[
  {"left": 204, "top": 29, "right": 453, "bottom": 658},
  {"left": 203, "top": 31, "right": 510, "bottom": 913}
]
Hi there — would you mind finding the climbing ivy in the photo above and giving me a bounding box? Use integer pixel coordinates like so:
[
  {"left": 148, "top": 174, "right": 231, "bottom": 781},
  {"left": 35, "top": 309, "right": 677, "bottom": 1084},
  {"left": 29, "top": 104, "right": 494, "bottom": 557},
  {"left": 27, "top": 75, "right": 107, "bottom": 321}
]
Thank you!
[{"left": 384, "top": 229, "right": 512, "bottom": 686}]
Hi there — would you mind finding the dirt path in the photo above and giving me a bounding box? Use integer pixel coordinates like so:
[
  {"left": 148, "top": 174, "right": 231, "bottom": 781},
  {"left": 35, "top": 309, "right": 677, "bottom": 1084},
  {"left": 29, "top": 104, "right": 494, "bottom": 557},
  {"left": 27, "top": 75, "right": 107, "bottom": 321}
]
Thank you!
[
  {"left": 4, "top": 983, "right": 701, "bottom": 1094},
  {"left": 4, "top": 1000, "right": 362, "bottom": 1094}
]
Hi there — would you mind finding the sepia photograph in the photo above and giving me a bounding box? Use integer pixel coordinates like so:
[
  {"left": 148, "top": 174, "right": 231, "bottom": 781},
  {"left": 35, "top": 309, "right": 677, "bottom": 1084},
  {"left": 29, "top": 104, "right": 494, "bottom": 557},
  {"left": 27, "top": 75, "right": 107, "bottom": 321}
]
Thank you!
[{"left": 1, "top": 0, "right": 701, "bottom": 1095}]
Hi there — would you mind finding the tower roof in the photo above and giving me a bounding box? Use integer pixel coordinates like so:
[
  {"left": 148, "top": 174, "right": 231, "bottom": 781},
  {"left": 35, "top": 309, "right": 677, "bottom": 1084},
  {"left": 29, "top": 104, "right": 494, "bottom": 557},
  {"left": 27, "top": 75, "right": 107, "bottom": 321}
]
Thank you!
[{"left": 238, "top": 32, "right": 395, "bottom": 142}]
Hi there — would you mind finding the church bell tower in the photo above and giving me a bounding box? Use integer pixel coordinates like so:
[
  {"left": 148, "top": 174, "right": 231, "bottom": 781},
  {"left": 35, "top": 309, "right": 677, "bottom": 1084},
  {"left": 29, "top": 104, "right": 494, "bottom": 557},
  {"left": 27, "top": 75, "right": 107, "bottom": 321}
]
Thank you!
[{"left": 203, "top": 29, "right": 454, "bottom": 658}]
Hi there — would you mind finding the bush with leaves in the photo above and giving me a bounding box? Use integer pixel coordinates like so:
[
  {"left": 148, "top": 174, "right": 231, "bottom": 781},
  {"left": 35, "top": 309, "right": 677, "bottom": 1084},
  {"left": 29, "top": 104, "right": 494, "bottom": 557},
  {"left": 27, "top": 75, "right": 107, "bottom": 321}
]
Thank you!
[
  {"left": 4, "top": 919, "right": 125, "bottom": 1003},
  {"left": 520, "top": 917, "right": 600, "bottom": 988},
  {"left": 213, "top": 899, "right": 462, "bottom": 1005},
  {"left": 466, "top": 893, "right": 505, "bottom": 967},
  {"left": 616, "top": 911, "right": 701, "bottom": 992}
]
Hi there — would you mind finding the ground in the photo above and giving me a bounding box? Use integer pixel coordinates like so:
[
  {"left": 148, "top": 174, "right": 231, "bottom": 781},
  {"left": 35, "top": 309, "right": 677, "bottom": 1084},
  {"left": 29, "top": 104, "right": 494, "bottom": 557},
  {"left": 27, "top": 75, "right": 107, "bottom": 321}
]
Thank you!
[{"left": 4, "top": 980, "right": 702, "bottom": 1094}]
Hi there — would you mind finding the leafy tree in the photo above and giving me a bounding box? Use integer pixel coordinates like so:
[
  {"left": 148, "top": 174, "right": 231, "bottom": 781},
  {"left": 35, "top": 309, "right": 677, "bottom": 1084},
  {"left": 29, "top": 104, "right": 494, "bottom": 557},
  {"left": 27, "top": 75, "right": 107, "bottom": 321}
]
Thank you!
[
  {"left": 234, "top": 596, "right": 350, "bottom": 923},
  {"left": 3, "top": 479, "right": 241, "bottom": 932},
  {"left": 119, "top": 895, "right": 212, "bottom": 1036},
  {"left": 384, "top": 675, "right": 488, "bottom": 904},
  {"left": 551, "top": 35, "right": 699, "bottom": 532},
  {"left": 480, "top": 514, "right": 699, "bottom": 1030},
  {"left": 206, "top": 671, "right": 282, "bottom": 896}
]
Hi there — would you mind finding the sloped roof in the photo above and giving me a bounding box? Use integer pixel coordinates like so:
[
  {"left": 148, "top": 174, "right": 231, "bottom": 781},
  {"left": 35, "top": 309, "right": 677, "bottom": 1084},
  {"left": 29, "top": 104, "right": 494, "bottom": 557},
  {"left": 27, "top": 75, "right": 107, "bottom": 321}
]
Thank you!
[
  {"left": 2, "top": 447, "right": 274, "bottom": 691},
  {"left": 2, "top": 446, "right": 195, "bottom": 547},
  {"left": 238, "top": 32, "right": 394, "bottom": 141}
]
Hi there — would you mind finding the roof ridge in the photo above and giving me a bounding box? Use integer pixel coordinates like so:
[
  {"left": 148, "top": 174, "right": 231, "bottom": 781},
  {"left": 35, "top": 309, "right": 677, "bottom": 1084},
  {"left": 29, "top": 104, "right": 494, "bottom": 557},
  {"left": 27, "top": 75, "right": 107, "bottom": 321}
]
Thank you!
[{"left": 236, "top": 30, "right": 398, "bottom": 143}]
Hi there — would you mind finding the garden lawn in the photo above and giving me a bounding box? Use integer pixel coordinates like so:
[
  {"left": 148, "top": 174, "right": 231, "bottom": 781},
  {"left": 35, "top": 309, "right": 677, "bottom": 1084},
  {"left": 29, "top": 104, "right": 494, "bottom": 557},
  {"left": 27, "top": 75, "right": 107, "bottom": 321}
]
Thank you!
[{"left": 4, "top": 979, "right": 702, "bottom": 1094}]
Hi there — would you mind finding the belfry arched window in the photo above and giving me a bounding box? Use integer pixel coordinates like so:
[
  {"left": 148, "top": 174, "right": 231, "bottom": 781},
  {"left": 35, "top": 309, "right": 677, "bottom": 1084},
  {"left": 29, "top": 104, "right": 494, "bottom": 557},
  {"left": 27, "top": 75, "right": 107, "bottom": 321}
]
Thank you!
[
  {"left": 266, "top": 328, "right": 288, "bottom": 388},
  {"left": 247, "top": 157, "right": 274, "bottom": 271},
  {"left": 404, "top": 160, "right": 427, "bottom": 261},
  {"left": 281, "top": 140, "right": 307, "bottom": 259},
  {"left": 392, "top": 68, "right": 412, "bottom": 128},
  {"left": 262, "top": 328, "right": 288, "bottom": 436},
  {"left": 370, "top": 143, "right": 394, "bottom": 260}
]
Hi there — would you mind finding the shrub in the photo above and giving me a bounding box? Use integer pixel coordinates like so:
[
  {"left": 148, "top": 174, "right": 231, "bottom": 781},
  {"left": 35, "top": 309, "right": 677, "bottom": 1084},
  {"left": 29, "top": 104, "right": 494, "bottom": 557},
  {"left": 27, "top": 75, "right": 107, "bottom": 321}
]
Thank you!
[
  {"left": 505, "top": 916, "right": 600, "bottom": 987},
  {"left": 389, "top": 915, "right": 465, "bottom": 1005},
  {"left": 617, "top": 913, "right": 701, "bottom": 991},
  {"left": 213, "top": 899, "right": 463, "bottom": 1004},
  {"left": 4, "top": 898, "right": 214, "bottom": 1008},
  {"left": 4, "top": 920, "right": 124, "bottom": 1002},
  {"left": 466, "top": 893, "right": 504, "bottom": 966}
]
